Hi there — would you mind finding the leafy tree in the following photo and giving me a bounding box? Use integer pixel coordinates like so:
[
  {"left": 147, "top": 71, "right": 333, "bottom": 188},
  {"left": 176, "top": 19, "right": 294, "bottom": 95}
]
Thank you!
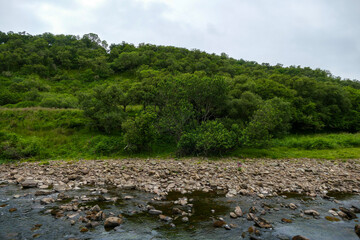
[{"left": 78, "top": 84, "right": 125, "bottom": 133}]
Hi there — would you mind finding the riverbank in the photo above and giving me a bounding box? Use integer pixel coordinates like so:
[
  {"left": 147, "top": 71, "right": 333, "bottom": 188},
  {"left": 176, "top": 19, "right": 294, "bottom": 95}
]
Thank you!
[{"left": 1, "top": 158, "right": 360, "bottom": 197}]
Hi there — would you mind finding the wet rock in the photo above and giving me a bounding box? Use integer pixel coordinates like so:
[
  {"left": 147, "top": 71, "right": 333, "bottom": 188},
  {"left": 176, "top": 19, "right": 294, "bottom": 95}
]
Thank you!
[
  {"left": 95, "top": 211, "right": 106, "bottom": 221},
  {"left": 337, "top": 211, "right": 349, "bottom": 219},
  {"left": 292, "top": 236, "right": 309, "bottom": 240},
  {"left": 226, "top": 189, "right": 237, "bottom": 198},
  {"left": 182, "top": 217, "right": 189, "bottom": 223},
  {"left": 13, "top": 194, "right": 21, "bottom": 199},
  {"left": 304, "top": 209, "right": 320, "bottom": 217},
  {"left": 249, "top": 206, "right": 258, "bottom": 213},
  {"left": 159, "top": 215, "right": 173, "bottom": 222},
  {"left": 124, "top": 195, "right": 134, "bottom": 200},
  {"left": 172, "top": 207, "right": 182, "bottom": 215},
  {"left": 247, "top": 213, "right": 258, "bottom": 221},
  {"left": 339, "top": 207, "right": 357, "bottom": 220},
  {"left": 230, "top": 212, "right": 237, "bottom": 218},
  {"left": 35, "top": 190, "right": 53, "bottom": 196},
  {"left": 234, "top": 206, "right": 243, "bottom": 217},
  {"left": 80, "top": 227, "right": 88, "bottom": 232},
  {"left": 149, "top": 209, "right": 163, "bottom": 215},
  {"left": 325, "top": 216, "right": 340, "bottom": 222},
  {"left": 255, "top": 217, "right": 272, "bottom": 228},
  {"left": 213, "top": 220, "right": 226, "bottom": 228},
  {"left": 21, "top": 179, "right": 38, "bottom": 188},
  {"left": 86, "top": 221, "right": 100, "bottom": 228},
  {"left": 9, "top": 208, "right": 17, "bottom": 212},
  {"left": 281, "top": 218, "right": 293, "bottom": 223},
  {"left": 90, "top": 205, "right": 101, "bottom": 213},
  {"left": 224, "top": 224, "right": 231, "bottom": 230},
  {"left": 104, "top": 217, "right": 123, "bottom": 228},
  {"left": 355, "top": 224, "right": 360, "bottom": 238},
  {"left": 289, "top": 203, "right": 297, "bottom": 210},
  {"left": 328, "top": 209, "right": 338, "bottom": 216},
  {"left": 40, "top": 197, "right": 55, "bottom": 205},
  {"left": 351, "top": 205, "right": 360, "bottom": 213}
]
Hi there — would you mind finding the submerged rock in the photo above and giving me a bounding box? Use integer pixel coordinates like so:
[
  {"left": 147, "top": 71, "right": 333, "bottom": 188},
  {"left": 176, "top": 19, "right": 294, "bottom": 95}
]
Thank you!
[
  {"left": 292, "top": 236, "right": 309, "bottom": 240},
  {"left": 213, "top": 220, "right": 226, "bottom": 228},
  {"left": 355, "top": 224, "right": 360, "bottom": 238}
]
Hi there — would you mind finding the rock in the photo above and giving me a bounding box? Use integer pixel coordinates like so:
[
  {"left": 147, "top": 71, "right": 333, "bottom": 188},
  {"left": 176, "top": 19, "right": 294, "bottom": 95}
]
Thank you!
[
  {"left": 328, "top": 209, "right": 338, "bottom": 216},
  {"left": 247, "top": 213, "right": 258, "bottom": 221},
  {"left": 21, "top": 179, "right": 38, "bottom": 188},
  {"left": 68, "top": 175, "right": 81, "bottom": 181},
  {"left": 281, "top": 218, "right": 292, "bottom": 223},
  {"left": 90, "top": 205, "right": 101, "bottom": 213},
  {"left": 230, "top": 212, "right": 237, "bottom": 218},
  {"left": 9, "top": 208, "right": 17, "bottom": 212},
  {"left": 182, "top": 217, "right": 189, "bottom": 223},
  {"left": 355, "top": 224, "right": 360, "bottom": 238},
  {"left": 249, "top": 206, "right": 258, "bottom": 213},
  {"left": 124, "top": 195, "right": 134, "bottom": 200},
  {"left": 80, "top": 227, "right": 88, "bottom": 232},
  {"left": 13, "top": 195, "right": 21, "bottom": 199},
  {"left": 304, "top": 209, "right": 320, "bottom": 217},
  {"left": 325, "top": 216, "right": 340, "bottom": 222},
  {"left": 159, "top": 215, "right": 173, "bottom": 222},
  {"left": 234, "top": 206, "right": 243, "bottom": 217},
  {"left": 224, "top": 224, "right": 231, "bottom": 230},
  {"left": 213, "top": 220, "right": 226, "bottom": 228},
  {"left": 95, "top": 211, "right": 106, "bottom": 221},
  {"left": 70, "top": 220, "right": 76, "bottom": 225},
  {"left": 226, "top": 189, "right": 237, "bottom": 198},
  {"left": 172, "top": 208, "right": 182, "bottom": 215},
  {"left": 337, "top": 211, "right": 348, "bottom": 219},
  {"left": 339, "top": 207, "right": 357, "bottom": 220},
  {"left": 149, "top": 209, "right": 162, "bottom": 215},
  {"left": 289, "top": 203, "right": 297, "bottom": 210},
  {"left": 35, "top": 190, "right": 53, "bottom": 196},
  {"left": 248, "top": 226, "right": 256, "bottom": 233},
  {"left": 255, "top": 217, "right": 272, "bottom": 228},
  {"left": 292, "top": 236, "right": 309, "bottom": 240},
  {"left": 40, "top": 198, "right": 54, "bottom": 205},
  {"left": 351, "top": 206, "right": 360, "bottom": 213},
  {"left": 104, "top": 217, "right": 123, "bottom": 228}
]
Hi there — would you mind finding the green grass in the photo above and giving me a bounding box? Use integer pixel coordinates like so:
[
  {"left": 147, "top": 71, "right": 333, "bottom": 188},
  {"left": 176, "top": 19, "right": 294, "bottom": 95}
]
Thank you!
[
  {"left": 0, "top": 108, "right": 359, "bottom": 162},
  {"left": 231, "top": 147, "right": 360, "bottom": 160}
]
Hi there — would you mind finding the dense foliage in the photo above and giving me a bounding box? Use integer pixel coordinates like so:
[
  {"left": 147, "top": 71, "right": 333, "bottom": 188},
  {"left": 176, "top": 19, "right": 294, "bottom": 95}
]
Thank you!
[{"left": 1, "top": 31, "right": 360, "bottom": 158}]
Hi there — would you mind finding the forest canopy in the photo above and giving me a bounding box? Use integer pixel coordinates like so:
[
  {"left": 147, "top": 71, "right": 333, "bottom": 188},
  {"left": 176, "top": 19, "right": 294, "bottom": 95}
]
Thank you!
[{"left": 1, "top": 31, "right": 360, "bottom": 157}]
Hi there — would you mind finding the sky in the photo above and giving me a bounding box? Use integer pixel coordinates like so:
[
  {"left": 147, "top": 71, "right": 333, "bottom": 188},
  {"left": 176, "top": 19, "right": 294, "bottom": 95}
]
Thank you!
[{"left": 0, "top": 0, "right": 359, "bottom": 80}]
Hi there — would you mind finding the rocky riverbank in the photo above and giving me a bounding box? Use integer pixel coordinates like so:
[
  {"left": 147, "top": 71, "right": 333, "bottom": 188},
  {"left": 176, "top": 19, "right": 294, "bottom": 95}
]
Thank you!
[
  {"left": 1, "top": 158, "right": 360, "bottom": 240},
  {"left": 1, "top": 158, "right": 360, "bottom": 198}
]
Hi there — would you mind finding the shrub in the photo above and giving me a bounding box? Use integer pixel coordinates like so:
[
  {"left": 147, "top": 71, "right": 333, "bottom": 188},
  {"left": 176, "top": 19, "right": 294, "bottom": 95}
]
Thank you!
[
  {"left": 87, "top": 135, "right": 125, "bottom": 155},
  {"left": 242, "top": 97, "right": 292, "bottom": 147},
  {"left": 0, "top": 131, "right": 45, "bottom": 160},
  {"left": 122, "top": 110, "right": 157, "bottom": 152},
  {"left": 177, "top": 120, "right": 237, "bottom": 156}
]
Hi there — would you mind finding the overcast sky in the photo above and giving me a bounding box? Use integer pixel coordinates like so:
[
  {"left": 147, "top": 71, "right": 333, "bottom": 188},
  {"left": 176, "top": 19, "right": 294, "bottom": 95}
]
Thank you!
[{"left": 1, "top": 0, "right": 360, "bottom": 80}]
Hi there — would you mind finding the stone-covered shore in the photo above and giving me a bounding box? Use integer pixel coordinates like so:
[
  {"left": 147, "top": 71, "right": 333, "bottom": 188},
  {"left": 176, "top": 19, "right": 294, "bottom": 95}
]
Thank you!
[{"left": 1, "top": 158, "right": 359, "bottom": 198}]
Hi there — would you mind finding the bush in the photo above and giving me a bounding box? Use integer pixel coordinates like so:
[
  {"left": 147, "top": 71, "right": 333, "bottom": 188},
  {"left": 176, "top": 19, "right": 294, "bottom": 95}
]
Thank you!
[
  {"left": 177, "top": 120, "right": 237, "bottom": 156},
  {"left": 0, "top": 131, "right": 45, "bottom": 160},
  {"left": 122, "top": 110, "right": 157, "bottom": 152},
  {"left": 87, "top": 135, "right": 125, "bottom": 155},
  {"left": 242, "top": 97, "right": 292, "bottom": 147},
  {"left": 40, "top": 94, "right": 78, "bottom": 108}
]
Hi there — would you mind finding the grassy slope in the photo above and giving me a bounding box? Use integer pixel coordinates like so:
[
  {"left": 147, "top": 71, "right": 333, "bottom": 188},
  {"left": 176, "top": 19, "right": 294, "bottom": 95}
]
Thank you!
[{"left": 0, "top": 108, "right": 359, "bottom": 163}]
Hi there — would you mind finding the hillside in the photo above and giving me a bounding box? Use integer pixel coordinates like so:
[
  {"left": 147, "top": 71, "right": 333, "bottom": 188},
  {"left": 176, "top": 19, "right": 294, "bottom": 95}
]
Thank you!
[{"left": 1, "top": 31, "right": 360, "bottom": 161}]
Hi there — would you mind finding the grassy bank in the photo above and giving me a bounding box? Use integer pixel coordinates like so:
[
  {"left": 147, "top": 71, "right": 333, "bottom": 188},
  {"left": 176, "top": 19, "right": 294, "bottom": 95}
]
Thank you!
[{"left": 0, "top": 108, "right": 359, "bottom": 163}]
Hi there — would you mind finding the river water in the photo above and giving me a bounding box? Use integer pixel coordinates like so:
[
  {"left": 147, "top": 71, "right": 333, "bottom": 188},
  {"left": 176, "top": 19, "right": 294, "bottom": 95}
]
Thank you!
[{"left": 0, "top": 184, "right": 359, "bottom": 240}]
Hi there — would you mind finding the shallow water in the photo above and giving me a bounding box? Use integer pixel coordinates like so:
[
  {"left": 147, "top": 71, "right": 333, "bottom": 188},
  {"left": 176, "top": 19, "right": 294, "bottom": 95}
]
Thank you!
[{"left": 0, "top": 184, "right": 359, "bottom": 240}]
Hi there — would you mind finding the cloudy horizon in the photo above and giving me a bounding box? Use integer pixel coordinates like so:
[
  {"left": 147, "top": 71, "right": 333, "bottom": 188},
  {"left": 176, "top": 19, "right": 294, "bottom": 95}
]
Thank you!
[{"left": 1, "top": 0, "right": 359, "bottom": 80}]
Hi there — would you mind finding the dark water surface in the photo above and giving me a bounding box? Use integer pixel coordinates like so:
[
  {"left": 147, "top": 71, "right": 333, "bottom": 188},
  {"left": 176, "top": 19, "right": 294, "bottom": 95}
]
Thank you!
[{"left": 0, "top": 184, "right": 359, "bottom": 240}]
